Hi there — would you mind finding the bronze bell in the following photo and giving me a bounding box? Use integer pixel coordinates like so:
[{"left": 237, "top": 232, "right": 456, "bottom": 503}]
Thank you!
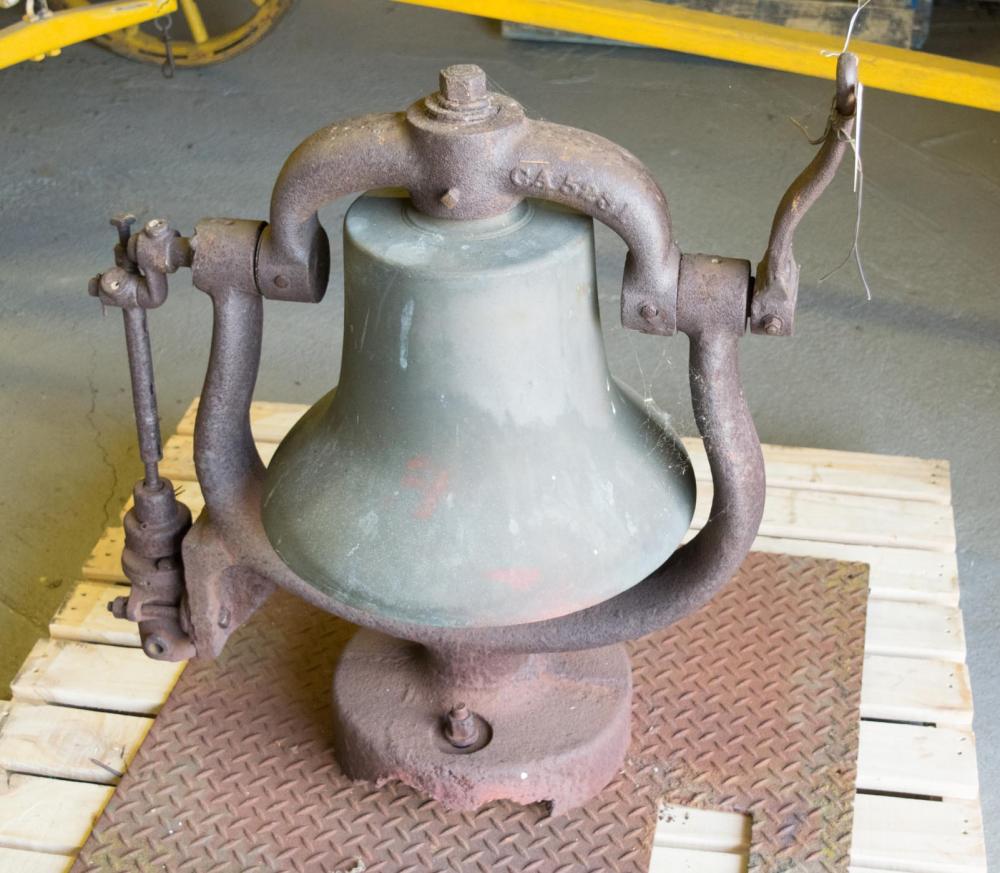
[
  {"left": 90, "top": 59, "right": 859, "bottom": 811},
  {"left": 262, "top": 195, "right": 695, "bottom": 628}
]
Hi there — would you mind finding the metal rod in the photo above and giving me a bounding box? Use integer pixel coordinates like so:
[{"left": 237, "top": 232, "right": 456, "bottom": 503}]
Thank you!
[{"left": 122, "top": 305, "right": 162, "bottom": 489}]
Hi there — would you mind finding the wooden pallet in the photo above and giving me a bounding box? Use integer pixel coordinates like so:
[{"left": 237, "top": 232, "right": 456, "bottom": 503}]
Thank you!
[{"left": 0, "top": 399, "right": 986, "bottom": 873}]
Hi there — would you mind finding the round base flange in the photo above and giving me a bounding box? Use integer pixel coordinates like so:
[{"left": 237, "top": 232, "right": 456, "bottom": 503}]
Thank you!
[{"left": 332, "top": 630, "right": 632, "bottom": 813}]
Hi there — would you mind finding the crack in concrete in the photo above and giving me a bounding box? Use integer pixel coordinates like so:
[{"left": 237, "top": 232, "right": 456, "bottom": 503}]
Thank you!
[{"left": 85, "top": 340, "right": 120, "bottom": 537}]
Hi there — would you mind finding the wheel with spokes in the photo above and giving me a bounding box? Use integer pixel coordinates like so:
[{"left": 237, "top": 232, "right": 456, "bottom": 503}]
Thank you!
[{"left": 51, "top": 0, "right": 294, "bottom": 67}]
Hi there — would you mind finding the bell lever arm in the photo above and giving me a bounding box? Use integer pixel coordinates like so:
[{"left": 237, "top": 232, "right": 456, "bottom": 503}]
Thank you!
[
  {"left": 89, "top": 214, "right": 196, "bottom": 661},
  {"left": 751, "top": 52, "right": 859, "bottom": 336}
]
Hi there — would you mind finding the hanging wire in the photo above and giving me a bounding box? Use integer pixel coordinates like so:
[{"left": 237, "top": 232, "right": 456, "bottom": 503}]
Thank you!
[{"left": 817, "top": 0, "right": 873, "bottom": 298}]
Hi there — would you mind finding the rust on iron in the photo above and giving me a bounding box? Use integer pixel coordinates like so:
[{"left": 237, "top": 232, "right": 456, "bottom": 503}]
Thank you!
[
  {"left": 73, "top": 553, "right": 867, "bottom": 873},
  {"left": 88, "top": 214, "right": 195, "bottom": 661},
  {"left": 332, "top": 632, "right": 632, "bottom": 811},
  {"left": 751, "top": 52, "right": 859, "bottom": 337},
  {"left": 85, "top": 59, "right": 859, "bottom": 659},
  {"left": 85, "top": 59, "right": 861, "bottom": 811},
  {"left": 444, "top": 704, "right": 480, "bottom": 749}
]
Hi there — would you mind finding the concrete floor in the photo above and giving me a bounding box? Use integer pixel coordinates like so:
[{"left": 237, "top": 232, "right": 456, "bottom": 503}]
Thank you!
[{"left": 1, "top": 0, "right": 997, "bottom": 863}]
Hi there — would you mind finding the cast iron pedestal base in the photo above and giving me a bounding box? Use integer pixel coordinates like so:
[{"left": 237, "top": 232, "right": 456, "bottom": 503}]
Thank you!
[{"left": 331, "top": 630, "right": 632, "bottom": 813}]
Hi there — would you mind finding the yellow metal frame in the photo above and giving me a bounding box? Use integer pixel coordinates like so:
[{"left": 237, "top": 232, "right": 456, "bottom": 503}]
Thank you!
[
  {"left": 396, "top": 0, "right": 1000, "bottom": 112},
  {"left": 0, "top": 0, "right": 176, "bottom": 69},
  {"left": 54, "top": 0, "right": 292, "bottom": 67}
]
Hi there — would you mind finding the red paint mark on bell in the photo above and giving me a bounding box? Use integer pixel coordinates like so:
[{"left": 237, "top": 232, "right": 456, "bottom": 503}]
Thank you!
[
  {"left": 414, "top": 472, "right": 448, "bottom": 519},
  {"left": 488, "top": 567, "right": 541, "bottom": 591},
  {"left": 402, "top": 456, "right": 449, "bottom": 519}
]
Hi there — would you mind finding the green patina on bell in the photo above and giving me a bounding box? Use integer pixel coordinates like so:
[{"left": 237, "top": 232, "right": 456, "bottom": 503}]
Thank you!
[{"left": 261, "top": 194, "right": 695, "bottom": 628}]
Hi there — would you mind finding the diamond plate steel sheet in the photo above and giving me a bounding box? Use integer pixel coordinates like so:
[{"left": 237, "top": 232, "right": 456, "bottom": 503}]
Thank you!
[{"left": 73, "top": 552, "right": 867, "bottom": 873}]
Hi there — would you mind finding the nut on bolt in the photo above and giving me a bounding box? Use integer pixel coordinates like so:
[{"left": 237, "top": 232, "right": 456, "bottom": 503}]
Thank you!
[
  {"left": 439, "top": 64, "right": 487, "bottom": 107},
  {"left": 762, "top": 315, "right": 784, "bottom": 335},
  {"left": 444, "top": 703, "right": 480, "bottom": 749},
  {"left": 108, "top": 595, "right": 130, "bottom": 620}
]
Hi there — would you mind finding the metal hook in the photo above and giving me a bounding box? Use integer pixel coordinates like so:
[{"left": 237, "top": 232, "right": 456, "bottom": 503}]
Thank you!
[
  {"left": 835, "top": 52, "right": 859, "bottom": 118},
  {"left": 154, "top": 14, "right": 175, "bottom": 79}
]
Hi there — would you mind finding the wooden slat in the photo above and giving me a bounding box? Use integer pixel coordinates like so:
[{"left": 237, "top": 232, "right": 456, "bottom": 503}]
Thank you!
[
  {"left": 852, "top": 795, "right": 987, "bottom": 872},
  {"left": 683, "top": 439, "right": 950, "bottom": 504},
  {"left": 861, "top": 655, "right": 973, "bottom": 728},
  {"left": 80, "top": 528, "right": 126, "bottom": 583},
  {"left": 751, "top": 536, "right": 960, "bottom": 607},
  {"left": 0, "top": 773, "right": 112, "bottom": 855},
  {"left": 647, "top": 846, "right": 746, "bottom": 873},
  {"left": 648, "top": 850, "right": 946, "bottom": 873},
  {"left": 49, "top": 581, "right": 138, "bottom": 647},
  {"left": 177, "top": 398, "right": 952, "bottom": 504},
  {"left": 693, "top": 484, "right": 956, "bottom": 552},
  {"left": 0, "top": 847, "right": 73, "bottom": 873},
  {"left": 656, "top": 795, "right": 987, "bottom": 873},
  {"left": 849, "top": 869, "right": 905, "bottom": 873},
  {"left": 10, "top": 639, "right": 184, "bottom": 716},
  {"left": 0, "top": 701, "right": 150, "bottom": 785},
  {"left": 865, "top": 600, "right": 966, "bottom": 661},
  {"left": 654, "top": 805, "right": 750, "bottom": 852},
  {"left": 857, "top": 721, "right": 979, "bottom": 800}
]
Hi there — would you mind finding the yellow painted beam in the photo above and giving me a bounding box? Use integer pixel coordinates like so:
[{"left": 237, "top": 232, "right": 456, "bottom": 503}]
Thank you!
[
  {"left": 0, "top": 0, "right": 177, "bottom": 70},
  {"left": 179, "top": 0, "right": 209, "bottom": 45},
  {"left": 396, "top": 0, "right": 1000, "bottom": 112}
]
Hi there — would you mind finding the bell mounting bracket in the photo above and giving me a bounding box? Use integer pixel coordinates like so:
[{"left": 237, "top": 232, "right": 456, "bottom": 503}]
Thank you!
[{"left": 88, "top": 59, "right": 858, "bottom": 663}]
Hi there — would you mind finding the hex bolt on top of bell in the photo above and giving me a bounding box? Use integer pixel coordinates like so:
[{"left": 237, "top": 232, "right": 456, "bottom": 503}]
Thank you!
[
  {"left": 430, "top": 64, "right": 492, "bottom": 122},
  {"left": 444, "top": 703, "right": 480, "bottom": 749},
  {"left": 439, "top": 64, "right": 487, "bottom": 107}
]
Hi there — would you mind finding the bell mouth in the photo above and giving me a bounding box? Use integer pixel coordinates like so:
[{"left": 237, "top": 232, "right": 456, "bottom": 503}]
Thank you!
[
  {"left": 260, "top": 193, "right": 696, "bottom": 629},
  {"left": 263, "top": 385, "right": 695, "bottom": 629}
]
